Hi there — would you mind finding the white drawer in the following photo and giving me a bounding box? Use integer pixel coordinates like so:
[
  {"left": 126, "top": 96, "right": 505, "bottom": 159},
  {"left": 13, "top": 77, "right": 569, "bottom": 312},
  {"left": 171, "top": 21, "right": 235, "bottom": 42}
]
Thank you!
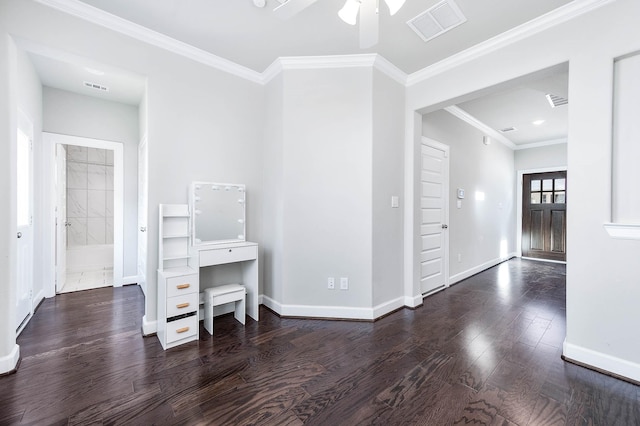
[
  {"left": 166, "top": 292, "right": 199, "bottom": 318},
  {"left": 200, "top": 245, "right": 257, "bottom": 266},
  {"left": 166, "top": 315, "right": 198, "bottom": 344},
  {"left": 166, "top": 274, "right": 199, "bottom": 298}
]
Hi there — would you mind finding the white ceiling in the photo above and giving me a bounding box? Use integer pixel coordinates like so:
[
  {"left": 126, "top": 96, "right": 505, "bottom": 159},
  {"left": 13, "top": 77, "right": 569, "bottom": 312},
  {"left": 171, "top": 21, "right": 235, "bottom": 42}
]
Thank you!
[
  {"left": 75, "top": 0, "right": 572, "bottom": 74},
  {"left": 24, "top": 0, "right": 572, "bottom": 145}
]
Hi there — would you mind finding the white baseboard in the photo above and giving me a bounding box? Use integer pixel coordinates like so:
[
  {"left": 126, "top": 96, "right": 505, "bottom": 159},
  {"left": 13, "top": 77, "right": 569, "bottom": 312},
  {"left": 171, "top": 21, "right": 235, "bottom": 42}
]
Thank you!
[
  {"left": 404, "top": 294, "right": 423, "bottom": 308},
  {"left": 261, "top": 295, "right": 406, "bottom": 321},
  {"left": 0, "top": 344, "right": 20, "bottom": 374},
  {"left": 563, "top": 340, "right": 640, "bottom": 383},
  {"left": 122, "top": 275, "right": 139, "bottom": 286},
  {"left": 33, "top": 289, "right": 46, "bottom": 309},
  {"left": 449, "top": 253, "right": 517, "bottom": 285},
  {"left": 141, "top": 315, "right": 157, "bottom": 336}
]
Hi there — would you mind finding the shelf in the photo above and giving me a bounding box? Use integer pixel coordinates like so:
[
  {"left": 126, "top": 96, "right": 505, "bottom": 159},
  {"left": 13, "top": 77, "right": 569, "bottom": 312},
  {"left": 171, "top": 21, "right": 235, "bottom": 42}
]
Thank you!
[
  {"left": 163, "top": 214, "right": 190, "bottom": 218},
  {"left": 163, "top": 255, "right": 190, "bottom": 261},
  {"left": 163, "top": 234, "right": 190, "bottom": 239}
]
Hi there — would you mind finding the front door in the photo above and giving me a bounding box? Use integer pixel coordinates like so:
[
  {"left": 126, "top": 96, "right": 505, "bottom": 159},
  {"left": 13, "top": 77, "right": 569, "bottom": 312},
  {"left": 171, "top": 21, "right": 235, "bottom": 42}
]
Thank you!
[
  {"left": 522, "top": 171, "right": 567, "bottom": 261},
  {"left": 420, "top": 139, "right": 449, "bottom": 295}
]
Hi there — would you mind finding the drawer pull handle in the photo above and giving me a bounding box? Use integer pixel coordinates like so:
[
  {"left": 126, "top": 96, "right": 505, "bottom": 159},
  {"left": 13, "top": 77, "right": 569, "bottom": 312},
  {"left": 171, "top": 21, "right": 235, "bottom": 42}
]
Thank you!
[
  {"left": 176, "top": 327, "right": 189, "bottom": 334},
  {"left": 177, "top": 283, "right": 190, "bottom": 289},
  {"left": 176, "top": 302, "right": 190, "bottom": 309}
]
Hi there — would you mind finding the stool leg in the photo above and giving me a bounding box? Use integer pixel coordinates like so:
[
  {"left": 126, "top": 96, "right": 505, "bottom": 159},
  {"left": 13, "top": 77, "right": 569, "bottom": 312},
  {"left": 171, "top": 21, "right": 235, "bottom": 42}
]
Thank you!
[
  {"left": 235, "top": 295, "right": 246, "bottom": 325},
  {"left": 205, "top": 296, "right": 214, "bottom": 335}
]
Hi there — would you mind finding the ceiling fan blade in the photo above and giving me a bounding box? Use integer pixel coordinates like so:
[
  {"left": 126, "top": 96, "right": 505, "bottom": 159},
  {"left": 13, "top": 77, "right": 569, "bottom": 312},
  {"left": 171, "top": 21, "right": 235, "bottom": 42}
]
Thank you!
[
  {"left": 359, "top": 0, "right": 379, "bottom": 48},
  {"left": 273, "top": 0, "right": 319, "bottom": 19}
]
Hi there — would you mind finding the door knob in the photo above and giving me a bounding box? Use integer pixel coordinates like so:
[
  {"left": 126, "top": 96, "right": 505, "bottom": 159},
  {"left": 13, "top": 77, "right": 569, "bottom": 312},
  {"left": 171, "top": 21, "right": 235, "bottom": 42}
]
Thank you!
[
  {"left": 17, "top": 232, "right": 22, "bottom": 238},
  {"left": 441, "top": 224, "right": 448, "bottom": 229},
  {"left": 140, "top": 226, "right": 147, "bottom": 232}
]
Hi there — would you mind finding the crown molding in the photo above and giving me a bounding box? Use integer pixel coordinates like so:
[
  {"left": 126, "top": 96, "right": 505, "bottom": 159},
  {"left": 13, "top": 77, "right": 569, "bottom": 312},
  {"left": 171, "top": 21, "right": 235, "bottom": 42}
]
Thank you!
[
  {"left": 444, "top": 106, "right": 516, "bottom": 150},
  {"left": 514, "top": 137, "right": 567, "bottom": 150},
  {"left": 35, "top": 0, "right": 264, "bottom": 84},
  {"left": 406, "top": 0, "right": 617, "bottom": 86}
]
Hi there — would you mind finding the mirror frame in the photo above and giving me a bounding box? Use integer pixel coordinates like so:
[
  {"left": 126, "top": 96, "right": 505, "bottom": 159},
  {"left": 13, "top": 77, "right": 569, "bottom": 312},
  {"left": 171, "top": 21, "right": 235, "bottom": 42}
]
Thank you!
[{"left": 189, "top": 181, "right": 246, "bottom": 246}]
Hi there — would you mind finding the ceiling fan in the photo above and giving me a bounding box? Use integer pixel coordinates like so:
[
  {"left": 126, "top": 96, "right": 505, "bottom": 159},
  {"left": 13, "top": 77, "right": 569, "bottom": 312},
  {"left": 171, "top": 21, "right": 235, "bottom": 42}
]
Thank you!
[{"left": 263, "top": 0, "right": 406, "bottom": 48}]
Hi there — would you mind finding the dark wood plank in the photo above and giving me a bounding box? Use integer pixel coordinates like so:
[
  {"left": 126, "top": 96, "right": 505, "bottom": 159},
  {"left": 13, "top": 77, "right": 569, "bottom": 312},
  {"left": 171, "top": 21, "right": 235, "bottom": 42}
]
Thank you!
[{"left": 0, "top": 260, "right": 637, "bottom": 425}]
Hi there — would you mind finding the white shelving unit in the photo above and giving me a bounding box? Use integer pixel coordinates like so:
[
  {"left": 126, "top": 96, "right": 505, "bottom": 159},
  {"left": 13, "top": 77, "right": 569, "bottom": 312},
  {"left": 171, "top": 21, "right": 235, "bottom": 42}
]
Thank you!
[{"left": 157, "top": 204, "right": 199, "bottom": 349}]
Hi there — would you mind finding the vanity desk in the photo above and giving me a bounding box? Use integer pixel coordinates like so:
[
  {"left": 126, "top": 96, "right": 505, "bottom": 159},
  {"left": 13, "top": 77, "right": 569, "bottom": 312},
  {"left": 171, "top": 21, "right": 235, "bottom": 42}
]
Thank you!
[{"left": 189, "top": 241, "right": 259, "bottom": 322}]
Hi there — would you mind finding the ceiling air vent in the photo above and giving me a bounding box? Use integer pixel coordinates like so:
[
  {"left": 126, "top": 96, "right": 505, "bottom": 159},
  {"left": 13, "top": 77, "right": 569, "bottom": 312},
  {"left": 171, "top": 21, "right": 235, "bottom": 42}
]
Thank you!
[
  {"left": 499, "top": 127, "right": 518, "bottom": 133},
  {"left": 546, "top": 93, "right": 568, "bottom": 108},
  {"left": 83, "top": 81, "right": 109, "bottom": 92},
  {"left": 407, "top": 0, "right": 467, "bottom": 43}
]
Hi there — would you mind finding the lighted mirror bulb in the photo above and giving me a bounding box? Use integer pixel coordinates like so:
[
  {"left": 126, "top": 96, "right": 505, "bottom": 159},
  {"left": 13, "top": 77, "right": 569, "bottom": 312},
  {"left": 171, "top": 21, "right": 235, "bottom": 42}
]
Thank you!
[
  {"left": 211, "top": 185, "right": 219, "bottom": 191},
  {"left": 194, "top": 185, "right": 201, "bottom": 190},
  {"left": 195, "top": 209, "right": 202, "bottom": 215},
  {"left": 338, "top": 0, "right": 361, "bottom": 25},
  {"left": 238, "top": 199, "right": 245, "bottom": 204},
  {"left": 194, "top": 196, "right": 201, "bottom": 202},
  {"left": 238, "top": 219, "right": 245, "bottom": 224},
  {"left": 384, "top": 0, "right": 405, "bottom": 15},
  {"left": 225, "top": 186, "right": 231, "bottom": 191},
  {"left": 237, "top": 187, "right": 244, "bottom": 192}
]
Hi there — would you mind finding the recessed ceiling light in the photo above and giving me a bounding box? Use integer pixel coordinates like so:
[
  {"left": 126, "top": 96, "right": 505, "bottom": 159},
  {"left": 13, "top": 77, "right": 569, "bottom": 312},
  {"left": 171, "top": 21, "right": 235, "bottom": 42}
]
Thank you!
[
  {"left": 532, "top": 119, "right": 545, "bottom": 126},
  {"left": 85, "top": 67, "right": 105, "bottom": 76}
]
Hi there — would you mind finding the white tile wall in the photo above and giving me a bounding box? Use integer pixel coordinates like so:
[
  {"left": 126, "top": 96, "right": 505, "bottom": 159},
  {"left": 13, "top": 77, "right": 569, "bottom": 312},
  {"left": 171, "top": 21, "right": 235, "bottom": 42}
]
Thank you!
[
  {"left": 88, "top": 164, "right": 106, "bottom": 190},
  {"left": 67, "top": 162, "right": 87, "bottom": 189},
  {"left": 87, "top": 217, "right": 106, "bottom": 244},
  {"left": 66, "top": 146, "right": 114, "bottom": 248},
  {"left": 67, "top": 189, "right": 87, "bottom": 218},
  {"left": 68, "top": 217, "right": 87, "bottom": 246}
]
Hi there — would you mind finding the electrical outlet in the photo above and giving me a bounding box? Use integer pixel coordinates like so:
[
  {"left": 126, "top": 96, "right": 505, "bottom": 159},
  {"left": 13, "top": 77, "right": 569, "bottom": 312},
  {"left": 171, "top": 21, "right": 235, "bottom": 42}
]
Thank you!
[
  {"left": 340, "top": 277, "right": 349, "bottom": 290},
  {"left": 328, "top": 277, "right": 335, "bottom": 289}
]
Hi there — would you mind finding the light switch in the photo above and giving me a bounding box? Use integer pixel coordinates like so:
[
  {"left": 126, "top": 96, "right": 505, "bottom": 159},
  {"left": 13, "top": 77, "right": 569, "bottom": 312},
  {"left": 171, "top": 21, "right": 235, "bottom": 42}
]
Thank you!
[
  {"left": 457, "top": 200, "right": 462, "bottom": 209},
  {"left": 391, "top": 196, "right": 399, "bottom": 208}
]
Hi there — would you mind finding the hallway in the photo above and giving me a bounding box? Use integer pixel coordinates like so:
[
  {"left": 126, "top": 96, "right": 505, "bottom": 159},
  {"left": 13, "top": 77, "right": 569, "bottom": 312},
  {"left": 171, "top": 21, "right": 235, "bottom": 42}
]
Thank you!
[{"left": 1, "top": 259, "right": 637, "bottom": 424}]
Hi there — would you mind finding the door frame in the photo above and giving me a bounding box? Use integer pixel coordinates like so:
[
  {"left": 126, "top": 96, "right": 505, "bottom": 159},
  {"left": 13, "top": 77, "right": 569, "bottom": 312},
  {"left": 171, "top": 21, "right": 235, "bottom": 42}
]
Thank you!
[
  {"left": 42, "top": 132, "right": 125, "bottom": 297},
  {"left": 421, "top": 137, "right": 450, "bottom": 295},
  {"left": 517, "top": 166, "right": 567, "bottom": 259}
]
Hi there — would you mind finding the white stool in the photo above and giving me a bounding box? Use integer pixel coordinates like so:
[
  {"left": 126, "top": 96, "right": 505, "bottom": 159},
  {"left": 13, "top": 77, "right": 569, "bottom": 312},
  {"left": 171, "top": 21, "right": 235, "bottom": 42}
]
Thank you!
[{"left": 204, "top": 284, "right": 246, "bottom": 335}]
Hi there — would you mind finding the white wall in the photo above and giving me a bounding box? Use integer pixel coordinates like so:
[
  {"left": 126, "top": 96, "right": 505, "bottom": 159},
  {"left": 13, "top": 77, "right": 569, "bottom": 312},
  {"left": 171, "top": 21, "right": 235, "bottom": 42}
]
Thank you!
[
  {"left": 407, "top": 0, "right": 640, "bottom": 381},
  {"left": 515, "top": 143, "right": 567, "bottom": 171},
  {"left": 423, "top": 109, "right": 516, "bottom": 281},
  {"left": 280, "top": 67, "right": 373, "bottom": 309},
  {"left": 372, "top": 69, "right": 405, "bottom": 307},
  {"left": 43, "top": 87, "right": 138, "bottom": 277}
]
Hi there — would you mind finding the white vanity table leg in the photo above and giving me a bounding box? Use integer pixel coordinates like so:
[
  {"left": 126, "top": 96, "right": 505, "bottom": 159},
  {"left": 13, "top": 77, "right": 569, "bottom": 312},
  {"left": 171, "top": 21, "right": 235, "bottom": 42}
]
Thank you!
[
  {"left": 242, "top": 257, "right": 259, "bottom": 321},
  {"left": 235, "top": 295, "right": 246, "bottom": 325},
  {"left": 204, "top": 297, "right": 214, "bottom": 335}
]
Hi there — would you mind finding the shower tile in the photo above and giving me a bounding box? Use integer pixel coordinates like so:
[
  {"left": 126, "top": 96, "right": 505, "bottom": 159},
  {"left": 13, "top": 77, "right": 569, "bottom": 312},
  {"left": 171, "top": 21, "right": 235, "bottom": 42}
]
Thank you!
[
  {"left": 88, "top": 164, "right": 106, "bottom": 190},
  {"left": 106, "top": 190, "right": 114, "bottom": 218},
  {"left": 67, "top": 218, "right": 87, "bottom": 246},
  {"left": 67, "top": 145, "right": 87, "bottom": 162},
  {"left": 67, "top": 162, "right": 88, "bottom": 189},
  {"left": 87, "top": 218, "right": 106, "bottom": 244},
  {"left": 67, "top": 189, "right": 87, "bottom": 218},
  {"left": 106, "top": 165, "right": 114, "bottom": 191},
  {"left": 88, "top": 190, "right": 106, "bottom": 218},
  {"left": 88, "top": 148, "right": 106, "bottom": 164},
  {"left": 106, "top": 217, "right": 113, "bottom": 244},
  {"left": 106, "top": 149, "right": 114, "bottom": 165}
]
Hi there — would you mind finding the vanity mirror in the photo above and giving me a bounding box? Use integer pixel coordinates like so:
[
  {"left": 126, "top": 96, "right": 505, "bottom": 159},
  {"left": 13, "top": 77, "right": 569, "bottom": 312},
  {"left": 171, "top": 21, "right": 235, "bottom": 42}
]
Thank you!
[{"left": 190, "top": 182, "right": 246, "bottom": 246}]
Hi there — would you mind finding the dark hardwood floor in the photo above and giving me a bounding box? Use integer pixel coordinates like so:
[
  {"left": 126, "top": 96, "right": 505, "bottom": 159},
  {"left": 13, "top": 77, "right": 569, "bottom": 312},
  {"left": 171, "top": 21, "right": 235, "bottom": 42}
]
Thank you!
[{"left": 1, "top": 259, "right": 638, "bottom": 425}]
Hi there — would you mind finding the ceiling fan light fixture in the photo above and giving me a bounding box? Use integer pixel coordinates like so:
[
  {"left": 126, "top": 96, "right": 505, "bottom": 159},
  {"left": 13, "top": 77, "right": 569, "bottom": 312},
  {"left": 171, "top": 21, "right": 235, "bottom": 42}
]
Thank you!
[
  {"left": 339, "top": 0, "right": 361, "bottom": 25},
  {"left": 384, "top": 0, "right": 406, "bottom": 15}
]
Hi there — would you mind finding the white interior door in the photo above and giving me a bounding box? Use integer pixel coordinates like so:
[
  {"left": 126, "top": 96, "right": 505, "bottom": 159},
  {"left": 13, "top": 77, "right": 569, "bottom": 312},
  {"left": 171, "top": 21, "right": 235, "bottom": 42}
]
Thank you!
[
  {"left": 420, "top": 139, "right": 449, "bottom": 295},
  {"left": 137, "top": 135, "right": 148, "bottom": 295},
  {"left": 16, "top": 113, "right": 33, "bottom": 330},
  {"left": 55, "top": 144, "right": 67, "bottom": 293}
]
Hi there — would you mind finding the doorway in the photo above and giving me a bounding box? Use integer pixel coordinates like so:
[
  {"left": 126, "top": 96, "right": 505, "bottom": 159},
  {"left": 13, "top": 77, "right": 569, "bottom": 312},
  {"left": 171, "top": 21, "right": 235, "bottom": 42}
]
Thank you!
[
  {"left": 43, "top": 132, "right": 124, "bottom": 296},
  {"left": 57, "top": 144, "right": 116, "bottom": 293},
  {"left": 521, "top": 170, "right": 567, "bottom": 262}
]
